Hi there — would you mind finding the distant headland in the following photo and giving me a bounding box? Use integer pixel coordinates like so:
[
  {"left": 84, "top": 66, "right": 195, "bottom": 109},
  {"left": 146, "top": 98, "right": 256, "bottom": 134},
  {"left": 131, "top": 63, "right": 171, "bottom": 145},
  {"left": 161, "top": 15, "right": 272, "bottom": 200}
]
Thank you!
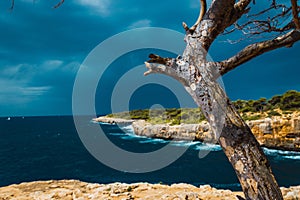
[{"left": 93, "top": 90, "right": 300, "bottom": 152}]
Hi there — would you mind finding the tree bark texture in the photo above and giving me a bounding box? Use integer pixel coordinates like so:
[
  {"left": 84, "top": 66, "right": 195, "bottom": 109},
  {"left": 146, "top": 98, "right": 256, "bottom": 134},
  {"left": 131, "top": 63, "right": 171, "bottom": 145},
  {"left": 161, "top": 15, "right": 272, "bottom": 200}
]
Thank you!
[
  {"left": 143, "top": 0, "right": 300, "bottom": 199},
  {"left": 145, "top": 54, "right": 283, "bottom": 200}
]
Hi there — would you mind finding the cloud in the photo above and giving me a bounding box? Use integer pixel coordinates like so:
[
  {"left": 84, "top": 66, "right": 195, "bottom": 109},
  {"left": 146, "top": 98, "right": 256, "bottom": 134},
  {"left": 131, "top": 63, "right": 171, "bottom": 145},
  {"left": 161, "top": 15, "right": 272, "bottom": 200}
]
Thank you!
[
  {"left": 75, "top": 0, "right": 110, "bottom": 16},
  {"left": 42, "top": 60, "right": 64, "bottom": 70},
  {"left": 0, "top": 60, "right": 79, "bottom": 104},
  {"left": 0, "top": 78, "right": 52, "bottom": 104},
  {"left": 1, "top": 64, "right": 22, "bottom": 77},
  {"left": 21, "top": 86, "right": 52, "bottom": 96},
  {"left": 128, "top": 19, "right": 152, "bottom": 29},
  {"left": 0, "top": 0, "right": 299, "bottom": 116}
]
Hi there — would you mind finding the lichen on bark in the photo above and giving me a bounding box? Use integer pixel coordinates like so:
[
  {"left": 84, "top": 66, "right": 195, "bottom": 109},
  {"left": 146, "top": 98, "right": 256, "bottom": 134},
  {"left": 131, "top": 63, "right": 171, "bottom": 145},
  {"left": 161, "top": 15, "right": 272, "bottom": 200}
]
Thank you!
[{"left": 143, "top": 0, "right": 300, "bottom": 199}]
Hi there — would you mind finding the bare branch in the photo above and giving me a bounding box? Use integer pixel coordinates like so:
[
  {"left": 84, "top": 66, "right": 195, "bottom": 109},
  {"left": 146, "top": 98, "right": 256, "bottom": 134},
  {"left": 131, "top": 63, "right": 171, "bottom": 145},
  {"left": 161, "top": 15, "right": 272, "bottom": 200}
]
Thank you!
[
  {"left": 234, "top": 0, "right": 252, "bottom": 13},
  {"left": 144, "top": 55, "right": 190, "bottom": 87},
  {"left": 9, "top": 0, "right": 64, "bottom": 10},
  {"left": 145, "top": 1, "right": 296, "bottom": 199},
  {"left": 192, "top": 0, "right": 236, "bottom": 50},
  {"left": 182, "top": 22, "right": 189, "bottom": 32},
  {"left": 218, "top": 29, "right": 300, "bottom": 75},
  {"left": 147, "top": 54, "right": 172, "bottom": 65},
  {"left": 291, "top": 0, "right": 300, "bottom": 29},
  {"left": 182, "top": 0, "right": 207, "bottom": 33},
  {"left": 190, "top": 0, "right": 207, "bottom": 32},
  {"left": 229, "top": 0, "right": 252, "bottom": 24},
  {"left": 53, "top": 0, "right": 64, "bottom": 9},
  {"left": 248, "top": 4, "right": 289, "bottom": 18},
  {"left": 224, "top": 1, "right": 298, "bottom": 39}
]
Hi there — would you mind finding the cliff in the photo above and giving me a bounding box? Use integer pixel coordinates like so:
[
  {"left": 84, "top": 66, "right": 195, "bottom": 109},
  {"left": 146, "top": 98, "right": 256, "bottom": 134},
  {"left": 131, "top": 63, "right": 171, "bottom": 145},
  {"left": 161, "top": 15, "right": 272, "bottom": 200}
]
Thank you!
[
  {"left": 1, "top": 180, "right": 300, "bottom": 200},
  {"left": 132, "top": 112, "right": 300, "bottom": 151},
  {"left": 93, "top": 111, "right": 300, "bottom": 151},
  {"left": 248, "top": 112, "right": 300, "bottom": 151},
  {"left": 133, "top": 112, "right": 300, "bottom": 151},
  {"left": 93, "top": 116, "right": 134, "bottom": 125}
]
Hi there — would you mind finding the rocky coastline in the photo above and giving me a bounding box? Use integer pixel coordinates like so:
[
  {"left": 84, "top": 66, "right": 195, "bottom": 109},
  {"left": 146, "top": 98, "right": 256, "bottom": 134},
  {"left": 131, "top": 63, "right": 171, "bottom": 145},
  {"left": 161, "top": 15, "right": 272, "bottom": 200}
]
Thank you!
[
  {"left": 1, "top": 180, "right": 300, "bottom": 200},
  {"left": 2, "top": 113, "right": 300, "bottom": 199},
  {"left": 93, "top": 111, "right": 300, "bottom": 152},
  {"left": 93, "top": 116, "right": 134, "bottom": 125}
]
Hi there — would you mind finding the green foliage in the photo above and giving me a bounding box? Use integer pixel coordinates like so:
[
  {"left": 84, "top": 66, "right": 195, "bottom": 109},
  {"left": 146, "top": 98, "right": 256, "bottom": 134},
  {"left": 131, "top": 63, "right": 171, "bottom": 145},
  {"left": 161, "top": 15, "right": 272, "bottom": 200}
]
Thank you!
[
  {"left": 268, "top": 95, "right": 281, "bottom": 108},
  {"left": 106, "top": 90, "right": 299, "bottom": 124},
  {"left": 107, "top": 107, "right": 205, "bottom": 125},
  {"left": 243, "top": 114, "right": 262, "bottom": 121},
  {"left": 280, "top": 90, "right": 300, "bottom": 110},
  {"left": 267, "top": 110, "right": 281, "bottom": 117},
  {"left": 234, "top": 90, "right": 300, "bottom": 113},
  {"left": 126, "top": 186, "right": 133, "bottom": 192}
]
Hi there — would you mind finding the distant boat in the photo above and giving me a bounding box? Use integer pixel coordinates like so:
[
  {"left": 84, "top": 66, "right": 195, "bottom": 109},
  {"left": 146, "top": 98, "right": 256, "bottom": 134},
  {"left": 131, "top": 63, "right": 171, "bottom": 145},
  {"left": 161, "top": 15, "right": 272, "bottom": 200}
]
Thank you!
[{"left": 7, "top": 117, "right": 11, "bottom": 121}]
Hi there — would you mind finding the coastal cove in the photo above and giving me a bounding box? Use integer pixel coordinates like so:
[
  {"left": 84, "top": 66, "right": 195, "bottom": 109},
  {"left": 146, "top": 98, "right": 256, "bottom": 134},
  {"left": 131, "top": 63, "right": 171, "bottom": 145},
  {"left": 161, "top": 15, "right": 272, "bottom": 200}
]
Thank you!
[
  {"left": 0, "top": 180, "right": 300, "bottom": 199},
  {"left": 1, "top": 116, "right": 300, "bottom": 196},
  {"left": 93, "top": 110, "right": 300, "bottom": 152}
]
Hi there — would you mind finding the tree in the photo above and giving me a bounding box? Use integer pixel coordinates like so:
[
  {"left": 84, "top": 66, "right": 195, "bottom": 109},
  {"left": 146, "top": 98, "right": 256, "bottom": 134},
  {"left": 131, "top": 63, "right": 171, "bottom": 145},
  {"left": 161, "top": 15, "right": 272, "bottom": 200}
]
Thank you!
[
  {"left": 144, "top": 0, "right": 300, "bottom": 199},
  {"left": 11, "top": 0, "right": 298, "bottom": 199}
]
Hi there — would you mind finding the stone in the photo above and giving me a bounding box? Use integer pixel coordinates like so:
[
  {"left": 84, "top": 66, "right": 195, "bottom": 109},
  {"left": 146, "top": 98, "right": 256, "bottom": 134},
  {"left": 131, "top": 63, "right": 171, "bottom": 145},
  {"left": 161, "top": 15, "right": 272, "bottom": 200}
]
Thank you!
[
  {"left": 1, "top": 180, "right": 299, "bottom": 199},
  {"left": 132, "top": 111, "right": 300, "bottom": 151}
]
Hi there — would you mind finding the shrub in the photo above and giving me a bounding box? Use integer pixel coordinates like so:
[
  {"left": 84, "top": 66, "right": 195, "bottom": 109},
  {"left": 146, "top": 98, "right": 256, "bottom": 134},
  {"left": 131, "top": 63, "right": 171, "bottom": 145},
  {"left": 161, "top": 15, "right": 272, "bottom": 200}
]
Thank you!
[
  {"left": 105, "top": 90, "right": 300, "bottom": 124},
  {"left": 267, "top": 110, "right": 281, "bottom": 117}
]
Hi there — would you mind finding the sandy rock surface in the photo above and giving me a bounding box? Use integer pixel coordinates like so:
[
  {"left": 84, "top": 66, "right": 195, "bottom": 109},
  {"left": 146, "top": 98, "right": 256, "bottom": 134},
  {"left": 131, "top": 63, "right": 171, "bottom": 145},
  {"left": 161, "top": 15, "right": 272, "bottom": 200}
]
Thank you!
[
  {"left": 0, "top": 180, "right": 300, "bottom": 200},
  {"left": 131, "top": 112, "right": 300, "bottom": 151}
]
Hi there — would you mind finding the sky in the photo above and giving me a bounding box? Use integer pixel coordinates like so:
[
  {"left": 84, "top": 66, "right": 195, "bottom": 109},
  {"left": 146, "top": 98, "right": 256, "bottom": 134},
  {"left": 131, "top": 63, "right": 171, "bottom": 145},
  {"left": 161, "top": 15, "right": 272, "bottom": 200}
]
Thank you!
[{"left": 0, "top": 0, "right": 299, "bottom": 117}]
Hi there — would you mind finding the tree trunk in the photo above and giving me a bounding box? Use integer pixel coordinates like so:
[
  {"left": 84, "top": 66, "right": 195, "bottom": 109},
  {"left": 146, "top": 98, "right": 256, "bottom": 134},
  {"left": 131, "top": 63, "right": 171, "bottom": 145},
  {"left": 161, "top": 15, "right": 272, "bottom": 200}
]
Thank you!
[
  {"left": 219, "top": 106, "right": 283, "bottom": 199},
  {"left": 145, "top": 56, "right": 283, "bottom": 199},
  {"left": 186, "top": 63, "right": 284, "bottom": 200},
  {"left": 144, "top": 0, "right": 289, "bottom": 198}
]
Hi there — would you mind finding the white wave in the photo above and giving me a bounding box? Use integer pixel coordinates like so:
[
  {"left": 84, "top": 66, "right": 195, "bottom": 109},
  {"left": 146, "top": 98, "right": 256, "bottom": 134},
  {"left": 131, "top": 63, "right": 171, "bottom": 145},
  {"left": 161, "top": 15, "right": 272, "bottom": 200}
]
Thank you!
[
  {"left": 283, "top": 155, "right": 300, "bottom": 160},
  {"left": 120, "top": 135, "right": 135, "bottom": 140},
  {"left": 119, "top": 132, "right": 148, "bottom": 140},
  {"left": 263, "top": 147, "right": 300, "bottom": 160},
  {"left": 263, "top": 147, "right": 300, "bottom": 155},
  {"left": 193, "top": 143, "right": 222, "bottom": 151},
  {"left": 138, "top": 138, "right": 169, "bottom": 144},
  {"left": 91, "top": 121, "right": 111, "bottom": 125},
  {"left": 119, "top": 125, "right": 134, "bottom": 133},
  {"left": 170, "top": 141, "right": 201, "bottom": 147}
]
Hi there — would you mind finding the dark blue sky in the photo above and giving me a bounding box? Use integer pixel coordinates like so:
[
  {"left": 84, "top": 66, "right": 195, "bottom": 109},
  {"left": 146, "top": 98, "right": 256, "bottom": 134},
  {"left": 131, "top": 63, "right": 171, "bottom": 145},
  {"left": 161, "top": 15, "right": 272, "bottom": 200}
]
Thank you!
[{"left": 0, "top": 0, "right": 299, "bottom": 116}]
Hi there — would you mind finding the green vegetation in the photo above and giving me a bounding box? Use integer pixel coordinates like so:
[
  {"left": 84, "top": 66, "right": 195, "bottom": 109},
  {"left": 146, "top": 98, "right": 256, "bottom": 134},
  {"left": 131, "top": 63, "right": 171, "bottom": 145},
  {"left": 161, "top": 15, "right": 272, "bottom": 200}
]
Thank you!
[
  {"left": 126, "top": 186, "right": 133, "bottom": 192},
  {"left": 107, "top": 90, "right": 300, "bottom": 124},
  {"left": 233, "top": 90, "right": 300, "bottom": 113},
  {"left": 242, "top": 114, "right": 263, "bottom": 121},
  {"left": 107, "top": 108, "right": 205, "bottom": 125},
  {"left": 267, "top": 110, "right": 281, "bottom": 117}
]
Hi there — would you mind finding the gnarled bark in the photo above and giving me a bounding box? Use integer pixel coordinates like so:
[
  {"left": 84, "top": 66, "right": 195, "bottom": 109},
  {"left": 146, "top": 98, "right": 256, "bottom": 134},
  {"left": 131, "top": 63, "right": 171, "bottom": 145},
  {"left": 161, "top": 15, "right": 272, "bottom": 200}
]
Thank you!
[
  {"left": 142, "top": 0, "right": 300, "bottom": 199},
  {"left": 145, "top": 55, "right": 283, "bottom": 200}
]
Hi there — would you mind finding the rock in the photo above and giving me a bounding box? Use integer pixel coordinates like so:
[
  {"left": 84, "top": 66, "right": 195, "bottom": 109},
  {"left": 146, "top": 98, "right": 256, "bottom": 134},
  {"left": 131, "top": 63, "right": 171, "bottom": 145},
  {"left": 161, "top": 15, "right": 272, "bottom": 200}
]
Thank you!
[
  {"left": 1, "top": 180, "right": 299, "bottom": 199},
  {"left": 132, "top": 121, "right": 211, "bottom": 142},
  {"left": 92, "top": 117, "right": 134, "bottom": 126},
  {"left": 132, "top": 112, "right": 300, "bottom": 151},
  {"left": 281, "top": 186, "right": 300, "bottom": 200},
  {"left": 249, "top": 112, "right": 300, "bottom": 151}
]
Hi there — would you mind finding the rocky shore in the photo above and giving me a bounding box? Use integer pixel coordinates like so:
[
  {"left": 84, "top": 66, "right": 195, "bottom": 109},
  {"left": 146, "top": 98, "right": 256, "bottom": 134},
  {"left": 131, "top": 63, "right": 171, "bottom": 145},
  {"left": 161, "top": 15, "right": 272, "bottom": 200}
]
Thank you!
[
  {"left": 93, "top": 111, "right": 300, "bottom": 151},
  {"left": 93, "top": 117, "right": 134, "bottom": 125},
  {"left": 1, "top": 180, "right": 300, "bottom": 200}
]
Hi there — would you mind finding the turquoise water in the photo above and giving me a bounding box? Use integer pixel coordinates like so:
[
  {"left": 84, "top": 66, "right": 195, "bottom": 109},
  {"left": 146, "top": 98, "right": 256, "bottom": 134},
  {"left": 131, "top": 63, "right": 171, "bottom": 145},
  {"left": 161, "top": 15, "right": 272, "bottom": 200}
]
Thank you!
[{"left": 1, "top": 116, "right": 300, "bottom": 191}]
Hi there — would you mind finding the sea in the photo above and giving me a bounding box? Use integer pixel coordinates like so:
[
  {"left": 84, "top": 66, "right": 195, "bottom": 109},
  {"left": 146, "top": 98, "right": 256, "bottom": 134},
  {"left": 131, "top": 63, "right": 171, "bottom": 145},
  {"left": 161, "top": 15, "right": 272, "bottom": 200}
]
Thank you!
[{"left": 1, "top": 116, "right": 300, "bottom": 191}]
